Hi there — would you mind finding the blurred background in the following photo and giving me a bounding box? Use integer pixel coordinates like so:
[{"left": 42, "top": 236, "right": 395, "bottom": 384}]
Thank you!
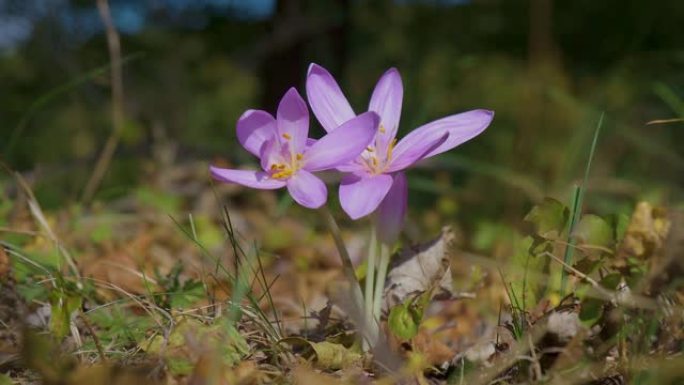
[{"left": 1, "top": 0, "right": 683, "bottom": 241}]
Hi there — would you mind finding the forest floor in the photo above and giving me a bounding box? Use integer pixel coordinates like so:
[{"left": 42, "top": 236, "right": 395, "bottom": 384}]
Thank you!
[{"left": 1, "top": 162, "right": 683, "bottom": 385}]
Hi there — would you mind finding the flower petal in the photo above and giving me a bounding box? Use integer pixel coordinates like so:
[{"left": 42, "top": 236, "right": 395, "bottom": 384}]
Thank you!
[
  {"left": 259, "top": 137, "right": 279, "bottom": 171},
  {"left": 402, "top": 109, "right": 494, "bottom": 159},
  {"left": 336, "top": 162, "right": 366, "bottom": 173},
  {"left": 376, "top": 172, "right": 408, "bottom": 244},
  {"left": 303, "top": 111, "right": 380, "bottom": 172},
  {"left": 339, "top": 173, "right": 393, "bottom": 220},
  {"left": 236, "top": 109, "right": 277, "bottom": 157},
  {"left": 286, "top": 169, "right": 327, "bottom": 209},
  {"left": 385, "top": 131, "right": 448, "bottom": 172},
  {"left": 277, "top": 87, "right": 309, "bottom": 153},
  {"left": 369, "top": 67, "right": 403, "bottom": 152},
  {"left": 306, "top": 63, "right": 356, "bottom": 132},
  {"left": 210, "top": 166, "right": 286, "bottom": 189}
]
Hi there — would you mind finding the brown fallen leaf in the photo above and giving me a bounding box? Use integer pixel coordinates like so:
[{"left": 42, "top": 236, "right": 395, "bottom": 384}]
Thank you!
[
  {"left": 615, "top": 202, "right": 670, "bottom": 276},
  {"left": 0, "top": 247, "right": 9, "bottom": 280},
  {"left": 382, "top": 227, "right": 458, "bottom": 313},
  {"left": 411, "top": 329, "right": 454, "bottom": 368},
  {"left": 290, "top": 364, "right": 348, "bottom": 385}
]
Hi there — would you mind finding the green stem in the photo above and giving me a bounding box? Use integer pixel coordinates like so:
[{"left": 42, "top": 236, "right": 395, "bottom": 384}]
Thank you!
[
  {"left": 560, "top": 185, "right": 581, "bottom": 296},
  {"left": 319, "top": 207, "right": 365, "bottom": 319},
  {"left": 364, "top": 228, "right": 378, "bottom": 336},
  {"left": 372, "top": 242, "right": 391, "bottom": 321}
]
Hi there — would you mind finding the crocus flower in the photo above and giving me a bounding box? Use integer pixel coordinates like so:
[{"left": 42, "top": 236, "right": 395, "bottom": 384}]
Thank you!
[
  {"left": 210, "top": 87, "right": 380, "bottom": 209},
  {"left": 306, "top": 64, "right": 494, "bottom": 242}
]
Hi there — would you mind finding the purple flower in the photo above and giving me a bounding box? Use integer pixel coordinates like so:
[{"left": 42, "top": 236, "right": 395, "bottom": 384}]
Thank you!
[
  {"left": 306, "top": 64, "right": 494, "bottom": 242},
  {"left": 210, "top": 87, "right": 380, "bottom": 209}
]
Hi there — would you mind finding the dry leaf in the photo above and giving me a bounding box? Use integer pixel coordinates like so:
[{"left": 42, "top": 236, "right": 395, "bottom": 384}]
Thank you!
[
  {"left": 382, "top": 227, "right": 457, "bottom": 312},
  {"left": 290, "top": 365, "right": 347, "bottom": 385},
  {"left": 412, "top": 330, "right": 454, "bottom": 367},
  {"left": 0, "top": 247, "right": 9, "bottom": 280},
  {"left": 310, "top": 341, "right": 363, "bottom": 371},
  {"left": 616, "top": 202, "right": 670, "bottom": 265}
]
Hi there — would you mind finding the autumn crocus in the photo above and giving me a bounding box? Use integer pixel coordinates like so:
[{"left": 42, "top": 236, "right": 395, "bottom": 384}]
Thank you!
[
  {"left": 306, "top": 63, "right": 494, "bottom": 242},
  {"left": 210, "top": 87, "right": 380, "bottom": 209}
]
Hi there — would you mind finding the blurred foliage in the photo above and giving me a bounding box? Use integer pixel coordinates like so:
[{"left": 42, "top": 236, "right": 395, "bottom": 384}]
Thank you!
[{"left": 0, "top": 0, "right": 681, "bottom": 227}]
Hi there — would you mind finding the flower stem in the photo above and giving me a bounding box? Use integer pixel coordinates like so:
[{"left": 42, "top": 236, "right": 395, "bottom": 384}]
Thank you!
[
  {"left": 372, "top": 242, "right": 391, "bottom": 322},
  {"left": 364, "top": 227, "right": 378, "bottom": 347},
  {"left": 319, "top": 207, "right": 365, "bottom": 320}
]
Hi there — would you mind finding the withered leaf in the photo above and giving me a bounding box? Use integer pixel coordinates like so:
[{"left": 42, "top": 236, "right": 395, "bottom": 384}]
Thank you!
[
  {"left": 616, "top": 202, "right": 670, "bottom": 267},
  {"left": 382, "top": 227, "right": 457, "bottom": 313}
]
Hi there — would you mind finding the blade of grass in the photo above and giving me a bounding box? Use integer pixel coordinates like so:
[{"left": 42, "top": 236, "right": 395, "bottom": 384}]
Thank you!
[
  {"left": 207, "top": 183, "right": 284, "bottom": 341},
  {"left": 653, "top": 82, "right": 684, "bottom": 119},
  {"left": 560, "top": 112, "right": 604, "bottom": 295},
  {"left": 560, "top": 185, "right": 581, "bottom": 295}
]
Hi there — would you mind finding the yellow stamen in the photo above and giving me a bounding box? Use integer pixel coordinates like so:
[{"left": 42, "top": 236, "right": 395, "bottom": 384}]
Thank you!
[
  {"left": 379, "top": 124, "right": 386, "bottom": 134},
  {"left": 371, "top": 157, "right": 378, "bottom": 166},
  {"left": 270, "top": 164, "right": 278, "bottom": 170},
  {"left": 296, "top": 153, "right": 303, "bottom": 160},
  {"left": 387, "top": 138, "right": 398, "bottom": 160},
  {"left": 271, "top": 167, "right": 294, "bottom": 179},
  {"left": 272, "top": 169, "right": 294, "bottom": 180},
  {"left": 366, "top": 146, "right": 374, "bottom": 152},
  {"left": 282, "top": 133, "right": 292, "bottom": 140}
]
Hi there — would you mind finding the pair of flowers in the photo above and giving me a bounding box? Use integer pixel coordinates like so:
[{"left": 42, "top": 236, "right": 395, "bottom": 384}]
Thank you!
[{"left": 210, "top": 64, "right": 493, "bottom": 242}]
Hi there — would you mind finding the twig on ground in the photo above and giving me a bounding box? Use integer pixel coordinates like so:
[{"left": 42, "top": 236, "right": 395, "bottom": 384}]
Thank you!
[{"left": 79, "top": 312, "right": 107, "bottom": 363}]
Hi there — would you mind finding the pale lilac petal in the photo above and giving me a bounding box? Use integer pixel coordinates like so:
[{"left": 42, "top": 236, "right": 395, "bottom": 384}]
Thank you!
[
  {"left": 339, "top": 173, "right": 393, "bottom": 220},
  {"left": 210, "top": 166, "right": 286, "bottom": 189},
  {"left": 336, "top": 162, "right": 366, "bottom": 173},
  {"left": 276, "top": 87, "right": 309, "bottom": 153},
  {"left": 259, "top": 138, "right": 279, "bottom": 171},
  {"left": 236, "top": 109, "right": 277, "bottom": 157},
  {"left": 303, "top": 111, "right": 379, "bottom": 172},
  {"left": 286, "top": 169, "right": 327, "bottom": 209},
  {"left": 385, "top": 132, "right": 448, "bottom": 172},
  {"left": 376, "top": 172, "right": 408, "bottom": 244},
  {"left": 403, "top": 109, "right": 494, "bottom": 159},
  {"left": 306, "top": 63, "right": 356, "bottom": 132},
  {"left": 369, "top": 68, "right": 403, "bottom": 152}
]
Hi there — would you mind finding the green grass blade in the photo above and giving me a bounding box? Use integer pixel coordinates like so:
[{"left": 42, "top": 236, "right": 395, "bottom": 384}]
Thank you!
[{"left": 560, "top": 112, "right": 604, "bottom": 295}]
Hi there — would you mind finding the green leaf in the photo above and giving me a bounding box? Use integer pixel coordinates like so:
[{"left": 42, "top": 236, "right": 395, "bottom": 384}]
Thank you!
[
  {"left": 388, "top": 301, "right": 421, "bottom": 340},
  {"left": 169, "top": 279, "right": 205, "bottom": 309},
  {"left": 579, "top": 297, "right": 604, "bottom": 324},
  {"left": 49, "top": 292, "right": 82, "bottom": 340},
  {"left": 524, "top": 198, "right": 569, "bottom": 239},
  {"left": 16, "top": 282, "right": 49, "bottom": 303},
  {"left": 0, "top": 373, "right": 12, "bottom": 385},
  {"left": 89, "top": 305, "right": 153, "bottom": 347},
  {"left": 310, "top": 341, "right": 363, "bottom": 370},
  {"left": 600, "top": 273, "right": 622, "bottom": 291},
  {"left": 508, "top": 235, "right": 547, "bottom": 310},
  {"left": 574, "top": 214, "right": 614, "bottom": 248}
]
